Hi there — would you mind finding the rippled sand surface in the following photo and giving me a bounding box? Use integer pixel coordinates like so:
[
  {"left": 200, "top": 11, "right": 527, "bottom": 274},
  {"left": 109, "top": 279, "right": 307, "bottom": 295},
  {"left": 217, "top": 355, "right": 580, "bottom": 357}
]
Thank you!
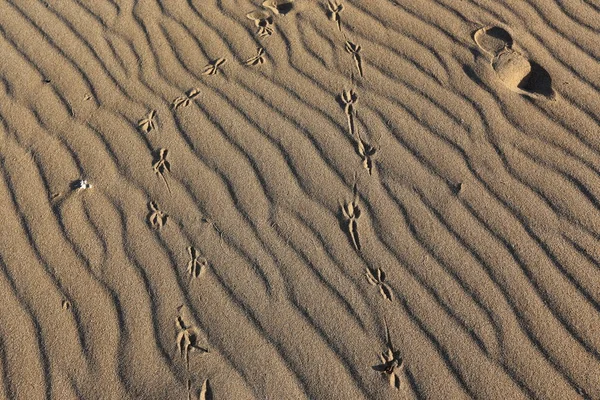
[{"left": 0, "top": 1, "right": 599, "bottom": 399}]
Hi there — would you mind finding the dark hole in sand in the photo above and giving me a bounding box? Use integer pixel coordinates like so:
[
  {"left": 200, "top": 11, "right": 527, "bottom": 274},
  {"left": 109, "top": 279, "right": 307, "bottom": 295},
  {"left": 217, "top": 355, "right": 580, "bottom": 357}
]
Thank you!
[
  {"left": 484, "top": 27, "right": 513, "bottom": 48},
  {"left": 518, "top": 61, "right": 554, "bottom": 98},
  {"left": 276, "top": 3, "right": 294, "bottom": 15},
  {"left": 258, "top": 18, "right": 273, "bottom": 27}
]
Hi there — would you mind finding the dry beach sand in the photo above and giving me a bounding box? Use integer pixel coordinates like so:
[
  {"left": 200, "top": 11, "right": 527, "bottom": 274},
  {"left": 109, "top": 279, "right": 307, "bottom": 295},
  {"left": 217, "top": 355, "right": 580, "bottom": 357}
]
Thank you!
[{"left": 0, "top": 0, "right": 599, "bottom": 398}]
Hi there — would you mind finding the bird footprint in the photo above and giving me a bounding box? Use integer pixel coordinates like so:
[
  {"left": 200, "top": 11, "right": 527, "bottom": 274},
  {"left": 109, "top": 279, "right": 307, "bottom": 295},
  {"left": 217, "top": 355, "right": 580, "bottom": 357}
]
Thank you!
[
  {"left": 245, "top": 48, "right": 266, "bottom": 66},
  {"left": 345, "top": 41, "right": 364, "bottom": 77},
  {"left": 187, "top": 246, "right": 208, "bottom": 279},
  {"left": 246, "top": 10, "right": 274, "bottom": 38},
  {"left": 172, "top": 88, "right": 200, "bottom": 109},
  {"left": 246, "top": 0, "right": 293, "bottom": 39},
  {"left": 372, "top": 319, "right": 404, "bottom": 389},
  {"left": 176, "top": 314, "right": 209, "bottom": 371},
  {"left": 340, "top": 89, "right": 358, "bottom": 136},
  {"left": 356, "top": 136, "right": 377, "bottom": 175},
  {"left": 203, "top": 58, "right": 227, "bottom": 76},
  {"left": 152, "top": 148, "right": 172, "bottom": 194},
  {"left": 340, "top": 183, "right": 361, "bottom": 251},
  {"left": 148, "top": 201, "right": 168, "bottom": 229},
  {"left": 365, "top": 267, "right": 393, "bottom": 301},
  {"left": 138, "top": 110, "right": 157, "bottom": 133},
  {"left": 327, "top": 1, "right": 344, "bottom": 31}
]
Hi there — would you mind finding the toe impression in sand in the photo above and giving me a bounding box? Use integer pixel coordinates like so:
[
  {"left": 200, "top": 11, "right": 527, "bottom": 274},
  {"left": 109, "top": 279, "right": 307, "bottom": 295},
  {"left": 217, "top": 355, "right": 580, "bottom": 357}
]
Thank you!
[{"left": 473, "top": 26, "right": 554, "bottom": 100}]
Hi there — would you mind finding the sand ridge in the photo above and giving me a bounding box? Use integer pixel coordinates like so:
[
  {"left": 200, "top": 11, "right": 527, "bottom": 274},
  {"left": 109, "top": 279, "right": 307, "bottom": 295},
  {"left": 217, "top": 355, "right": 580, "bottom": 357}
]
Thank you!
[{"left": 0, "top": 0, "right": 599, "bottom": 399}]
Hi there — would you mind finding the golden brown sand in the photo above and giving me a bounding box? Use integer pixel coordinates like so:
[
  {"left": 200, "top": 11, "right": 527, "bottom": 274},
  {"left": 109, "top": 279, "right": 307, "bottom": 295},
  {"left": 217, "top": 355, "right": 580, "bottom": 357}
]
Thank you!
[{"left": 0, "top": 0, "right": 599, "bottom": 399}]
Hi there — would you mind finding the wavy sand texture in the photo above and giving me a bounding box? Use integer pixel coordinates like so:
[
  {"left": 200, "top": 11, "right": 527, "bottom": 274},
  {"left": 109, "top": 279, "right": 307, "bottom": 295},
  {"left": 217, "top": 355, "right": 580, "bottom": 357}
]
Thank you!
[{"left": 0, "top": 0, "right": 599, "bottom": 399}]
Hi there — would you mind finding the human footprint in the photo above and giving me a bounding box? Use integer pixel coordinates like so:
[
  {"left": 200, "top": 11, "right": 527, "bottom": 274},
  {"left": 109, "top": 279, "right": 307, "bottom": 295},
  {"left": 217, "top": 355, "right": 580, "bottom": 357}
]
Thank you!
[{"left": 473, "top": 26, "right": 554, "bottom": 99}]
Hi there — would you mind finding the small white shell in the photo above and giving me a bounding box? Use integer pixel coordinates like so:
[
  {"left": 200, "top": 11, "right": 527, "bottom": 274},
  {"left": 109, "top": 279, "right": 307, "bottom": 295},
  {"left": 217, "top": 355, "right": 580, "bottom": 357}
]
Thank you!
[{"left": 75, "top": 179, "right": 92, "bottom": 190}]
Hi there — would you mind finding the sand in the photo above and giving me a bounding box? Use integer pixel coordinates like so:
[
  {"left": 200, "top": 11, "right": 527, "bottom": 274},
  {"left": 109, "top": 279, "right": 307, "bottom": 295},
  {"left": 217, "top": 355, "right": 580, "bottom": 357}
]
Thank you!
[{"left": 0, "top": 0, "right": 599, "bottom": 399}]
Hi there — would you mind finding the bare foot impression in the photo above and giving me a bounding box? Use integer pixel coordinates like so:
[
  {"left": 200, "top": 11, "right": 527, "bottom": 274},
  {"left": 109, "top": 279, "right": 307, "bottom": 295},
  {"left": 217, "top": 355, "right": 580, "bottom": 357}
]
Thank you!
[
  {"left": 138, "top": 110, "right": 158, "bottom": 133},
  {"left": 345, "top": 41, "right": 364, "bottom": 77},
  {"left": 203, "top": 58, "right": 227, "bottom": 76},
  {"left": 176, "top": 313, "right": 209, "bottom": 371},
  {"left": 365, "top": 267, "right": 393, "bottom": 301},
  {"left": 245, "top": 47, "right": 266, "bottom": 66},
  {"left": 187, "top": 246, "right": 208, "bottom": 279},
  {"left": 152, "top": 148, "right": 172, "bottom": 194},
  {"left": 246, "top": 10, "right": 274, "bottom": 38},
  {"left": 340, "top": 183, "right": 361, "bottom": 251},
  {"left": 172, "top": 88, "right": 200, "bottom": 110},
  {"left": 372, "top": 318, "right": 404, "bottom": 390},
  {"left": 473, "top": 26, "right": 554, "bottom": 99},
  {"left": 327, "top": 1, "right": 344, "bottom": 31},
  {"left": 148, "top": 201, "right": 168, "bottom": 230}
]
